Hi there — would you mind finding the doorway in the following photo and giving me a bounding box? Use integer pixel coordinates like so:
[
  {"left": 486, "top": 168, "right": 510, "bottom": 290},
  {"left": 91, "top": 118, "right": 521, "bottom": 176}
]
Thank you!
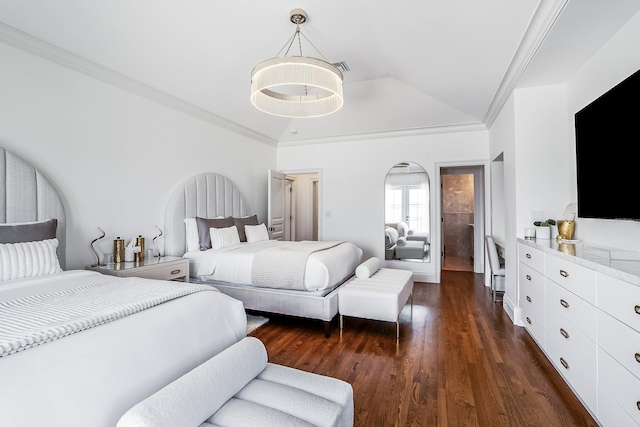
[
  {"left": 268, "top": 170, "right": 320, "bottom": 241},
  {"left": 440, "top": 166, "right": 485, "bottom": 272}
]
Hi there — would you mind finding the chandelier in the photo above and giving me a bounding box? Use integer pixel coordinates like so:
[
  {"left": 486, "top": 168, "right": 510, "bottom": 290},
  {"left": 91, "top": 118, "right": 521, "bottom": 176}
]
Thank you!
[{"left": 250, "top": 8, "right": 344, "bottom": 118}]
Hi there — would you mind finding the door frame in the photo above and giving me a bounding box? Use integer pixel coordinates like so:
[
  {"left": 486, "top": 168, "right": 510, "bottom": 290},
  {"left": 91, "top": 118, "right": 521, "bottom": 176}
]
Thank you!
[
  {"left": 277, "top": 168, "right": 323, "bottom": 240},
  {"left": 435, "top": 161, "right": 489, "bottom": 281}
]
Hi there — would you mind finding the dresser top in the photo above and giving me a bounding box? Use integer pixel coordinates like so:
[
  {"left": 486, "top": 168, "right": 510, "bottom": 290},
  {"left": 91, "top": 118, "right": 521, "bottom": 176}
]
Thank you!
[{"left": 518, "top": 238, "right": 640, "bottom": 286}]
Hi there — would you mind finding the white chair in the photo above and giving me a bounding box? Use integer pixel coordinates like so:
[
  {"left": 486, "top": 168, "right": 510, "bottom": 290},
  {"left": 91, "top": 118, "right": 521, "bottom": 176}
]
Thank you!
[{"left": 485, "top": 235, "right": 505, "bottom": 302}]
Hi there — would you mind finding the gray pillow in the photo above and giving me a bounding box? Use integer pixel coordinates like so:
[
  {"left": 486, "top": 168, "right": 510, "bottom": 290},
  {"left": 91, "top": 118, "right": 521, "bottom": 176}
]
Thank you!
[
  {"left": 196, "top": 217, "right": 234, "bottom": 250},
  {"left": 232, "top": 215, "right": 259, "bottom": 242},
  {"left": 0, "top": 218, "right": 57, "bottom": 244}
]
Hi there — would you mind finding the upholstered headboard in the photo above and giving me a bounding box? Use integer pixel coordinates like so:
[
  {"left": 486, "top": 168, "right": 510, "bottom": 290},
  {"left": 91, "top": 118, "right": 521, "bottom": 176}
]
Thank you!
[
  {"left": 0, "top": 147, "right": 67, "bottom": 269},
  {"left": 164, "top": 173, "right": 249, "bottom": 257}
]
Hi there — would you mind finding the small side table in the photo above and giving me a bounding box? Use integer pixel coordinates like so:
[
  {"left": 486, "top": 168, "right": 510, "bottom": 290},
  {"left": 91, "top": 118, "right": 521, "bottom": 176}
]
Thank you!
[{"left": 86, "top": 256, "right": 190, "bottom": 282}]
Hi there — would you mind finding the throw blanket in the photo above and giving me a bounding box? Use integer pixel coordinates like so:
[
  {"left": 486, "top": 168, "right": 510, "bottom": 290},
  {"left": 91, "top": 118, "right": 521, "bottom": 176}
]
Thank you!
[
  {"left": 0, "top": 276, "right": 214, "bottom": 357},
  {"left": 251, "top": 241, "right": 344, "bottom": 289}
]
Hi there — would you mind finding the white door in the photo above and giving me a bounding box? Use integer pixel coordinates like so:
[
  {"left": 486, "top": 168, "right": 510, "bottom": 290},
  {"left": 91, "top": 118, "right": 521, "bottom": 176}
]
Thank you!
[{"left": 268, "top": 169, "right": 286, "bottom": 240}]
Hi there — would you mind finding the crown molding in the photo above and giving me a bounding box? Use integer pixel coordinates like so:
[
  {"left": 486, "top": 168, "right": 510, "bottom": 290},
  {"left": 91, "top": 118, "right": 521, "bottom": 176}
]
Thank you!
[
  {"left": 483, "top": 0, "right": 569, "bottom": 128},
  {"left": 0, "top": 22, "right": 278, "bottom": 148},
  {"left": 277, "top": 122, "right": 487, "bottom": 147}
]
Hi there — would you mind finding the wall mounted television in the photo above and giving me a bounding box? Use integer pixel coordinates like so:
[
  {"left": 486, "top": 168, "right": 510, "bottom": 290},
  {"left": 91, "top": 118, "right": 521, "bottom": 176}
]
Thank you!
[{"left": 574, "top": 68, "right": 640, "bottom": 221}]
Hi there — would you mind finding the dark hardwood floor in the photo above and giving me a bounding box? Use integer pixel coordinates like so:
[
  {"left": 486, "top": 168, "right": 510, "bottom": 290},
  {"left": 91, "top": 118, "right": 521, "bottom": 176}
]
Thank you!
[{"left": 250, "top": 270, "right": 599, "bottom": 426}]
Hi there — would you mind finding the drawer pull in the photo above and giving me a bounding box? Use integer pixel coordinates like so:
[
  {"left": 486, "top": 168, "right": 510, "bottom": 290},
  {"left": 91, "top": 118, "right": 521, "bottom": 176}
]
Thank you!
[
  {"left": 560, "top": 328, "right": 569, "bottom": 339},
  {"left": 559, "top": 269, "right": 569, "bottom": 278},
  {"left": 526, "top": 295, "right": 531, "bottom": 303},
  {"left": 171, "top": 269, "right": 181, "bottom": 275},
  {"left": 635, "top": 305, "right": 640, "bottom": 315},
  {"left": 559, "top": 357, "right": 569, "bottom": 369},
  {"left": 637, "top": 401, "right": 640, "bottom": 411},
  {"left": 526, "top": 274, "right": 532, "bottom": 281},
  {"left": 635, "top": 353, "right": 640, "bottom": 364},
  {"left": 526, "top": 253, "right": 532, "bottom": 259},
  {"left": 526, "top": 317, "right": 532, "bottom": 325},
  {"left": 560, "top": 299, "right": 570, "bottom": 308}
]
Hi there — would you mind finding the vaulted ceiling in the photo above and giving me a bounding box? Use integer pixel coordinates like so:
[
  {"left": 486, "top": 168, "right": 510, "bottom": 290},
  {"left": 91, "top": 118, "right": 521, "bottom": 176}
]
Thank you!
[{"left": 1, "top": 1, "right": 638, "bottom": 146}]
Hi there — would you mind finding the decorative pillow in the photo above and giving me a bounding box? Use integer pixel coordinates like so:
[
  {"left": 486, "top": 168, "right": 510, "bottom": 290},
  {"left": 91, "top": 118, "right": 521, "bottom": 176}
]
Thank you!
[
  {"left": 396, "top": 222, "right": 409, "bottom": 237},
  {"left": 396, "top": 236, "right": 407, "bottom": 246},
  {"left": 245, "top": 223, "right": 269, "bottom": 243},
  {"left": 183, "top": 218, "right": 200, "bottom": 253},
  {"left": 384, "top": 227, "right": 399, "bottom": 249},
  {"left": 0, "top": 238, "right": 62, "bottom": 281},
  {"left": 209, "top": 226, "right": 240, "bottom": 250},
  {"left": 232, "top": 215, "right": 259, "bottom": 242},
  {"left": 196, "top": 217, "right": 234, "bottom": 250},
  {"left": 355, "top": 257, "right": 381, "bottom": 279},
  {"left": 0, "top": 218, "right": 57, "bottom": 244}
]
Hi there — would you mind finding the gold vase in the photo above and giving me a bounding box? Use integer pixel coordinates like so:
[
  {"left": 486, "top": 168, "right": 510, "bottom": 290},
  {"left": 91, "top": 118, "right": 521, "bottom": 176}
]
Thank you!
[{"left": 556, "top": 220, "right": 575, "bottom": 240}]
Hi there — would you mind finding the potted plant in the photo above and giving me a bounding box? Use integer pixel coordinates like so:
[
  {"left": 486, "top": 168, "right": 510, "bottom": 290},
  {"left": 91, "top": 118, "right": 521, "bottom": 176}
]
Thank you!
[{"left": 533, "top": 218, "right": 556, "bottom": 239}]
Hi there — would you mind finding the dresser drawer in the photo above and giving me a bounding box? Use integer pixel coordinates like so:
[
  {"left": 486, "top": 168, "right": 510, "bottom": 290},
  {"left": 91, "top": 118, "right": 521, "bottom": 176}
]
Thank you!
[
  {"left": 598, "top": 386, "right": 639, "bottom": 427},
  {"left": 546, "top": 333, "right": 597, "bottom": 411},
  {"left": 519, "top": 262, "right": 545, "bottom": 299},
  {"left": 597, "top": 272, "right": 640, "bottom": 333},
  {"left": 598, "top": 347, "right": 640, "bottom": 425},
  {"left": 546, "top": 278, "right": 597, "bottom": 339},
  {"left": 118, "top": 261, "right": 189, "bottom": 281},
  {"left": 518, "top": 244, "right": 545, "bottom": 273},
  {"left": 520, "top": 292, "right": 545, "bottom": 347},
  {"left": 545, "top": 254, "right": 596, "bottom": 304},
  {"left": 546, "top": 305, "right": 597, "bottom": 378},
  {"left": 598, "top": 310, "right": 640, "bottom": 382}
]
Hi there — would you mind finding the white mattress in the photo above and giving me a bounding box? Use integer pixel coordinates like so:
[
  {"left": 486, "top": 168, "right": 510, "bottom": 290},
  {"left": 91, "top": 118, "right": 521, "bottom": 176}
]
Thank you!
[
  {"left": 186, "top": 240, "right": 363, "bottom": 292},
  {"left": 0, "top": 270, "right": 247, "bottom": 427}
]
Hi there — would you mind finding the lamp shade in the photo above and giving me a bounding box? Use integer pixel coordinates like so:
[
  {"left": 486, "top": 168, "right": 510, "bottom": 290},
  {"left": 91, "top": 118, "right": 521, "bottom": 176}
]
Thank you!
[{"left": 251, "top": 56, "right": 343, "bottom": 118}]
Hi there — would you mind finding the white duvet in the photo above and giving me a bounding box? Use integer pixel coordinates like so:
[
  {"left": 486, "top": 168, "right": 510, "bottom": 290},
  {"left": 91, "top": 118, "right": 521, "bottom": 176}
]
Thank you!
[
  {"left": 187, "top": 240, "right": 363, "bottom": 291},
  {"left": 0, "top": 270, "right": 247, "bottom": 427}
]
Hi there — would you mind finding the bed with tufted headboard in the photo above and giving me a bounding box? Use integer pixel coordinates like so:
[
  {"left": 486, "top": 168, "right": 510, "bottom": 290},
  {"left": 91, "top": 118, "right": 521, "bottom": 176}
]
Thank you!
[
  {"left": 0, "top": 147, "right": 247, "bottom": 426},
  {"left": 164, "top": 172, "right": 363, "bottom": 337}
]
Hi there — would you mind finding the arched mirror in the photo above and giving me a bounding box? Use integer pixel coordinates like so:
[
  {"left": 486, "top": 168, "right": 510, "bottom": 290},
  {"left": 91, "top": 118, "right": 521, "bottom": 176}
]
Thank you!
[{"left": 384, "top": 162, "right": 431, "bottom": 263}]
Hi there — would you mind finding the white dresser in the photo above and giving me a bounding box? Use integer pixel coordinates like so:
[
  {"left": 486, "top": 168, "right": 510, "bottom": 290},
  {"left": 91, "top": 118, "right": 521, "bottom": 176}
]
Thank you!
[{"left": 518, "top": 238, "right": 640, "bottom": 426}]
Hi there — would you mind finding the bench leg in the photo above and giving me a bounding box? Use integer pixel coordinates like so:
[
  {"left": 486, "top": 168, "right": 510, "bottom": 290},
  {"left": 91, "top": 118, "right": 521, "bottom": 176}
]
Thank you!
[
  {"left": 396, "top": 317, "right": 400, "bottom": 341},
  {"left": 340, "top": 314, "right": 344, "bottom": 331},
  {"left": 324, "top": 321, "right": 331, "bottom": 338}
]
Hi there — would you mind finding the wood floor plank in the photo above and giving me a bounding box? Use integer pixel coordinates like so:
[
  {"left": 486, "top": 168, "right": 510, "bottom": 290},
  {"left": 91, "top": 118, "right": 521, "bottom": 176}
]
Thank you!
[{"left": 250, "top": 270, "right": 599, "bottom": 426}]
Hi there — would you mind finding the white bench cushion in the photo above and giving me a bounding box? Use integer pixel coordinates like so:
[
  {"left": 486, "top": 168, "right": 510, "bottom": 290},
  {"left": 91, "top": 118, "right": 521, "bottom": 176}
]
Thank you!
[{"left": 338, "top": 268, "right": 413, "bottom": 323}]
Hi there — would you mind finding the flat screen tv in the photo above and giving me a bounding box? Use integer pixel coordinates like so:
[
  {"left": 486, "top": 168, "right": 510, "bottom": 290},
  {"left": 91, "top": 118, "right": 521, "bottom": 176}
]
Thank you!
[{"left": 574, "top": 68, "right": 640, "bottom": 221}]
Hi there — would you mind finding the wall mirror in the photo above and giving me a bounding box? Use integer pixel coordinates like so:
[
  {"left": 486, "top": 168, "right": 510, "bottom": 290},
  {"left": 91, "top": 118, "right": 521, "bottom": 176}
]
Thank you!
[{"left": 384, "top": 162, "right": 431, "bottom": 263}]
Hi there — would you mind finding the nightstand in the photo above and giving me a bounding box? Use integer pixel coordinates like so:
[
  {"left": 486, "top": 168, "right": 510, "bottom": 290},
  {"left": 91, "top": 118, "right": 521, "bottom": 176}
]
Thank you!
[{"left": 86, "top": 256, "right": 190, "bottom": 282}]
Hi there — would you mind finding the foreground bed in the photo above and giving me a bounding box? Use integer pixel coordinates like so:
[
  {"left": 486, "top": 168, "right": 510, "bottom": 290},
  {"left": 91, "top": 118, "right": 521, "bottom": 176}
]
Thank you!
[
  {"left": 164, "top": 173, "right": 363, "bottom": 336},
  {"left": 0, "top": 147, "right": 247, "bottom": 426}
]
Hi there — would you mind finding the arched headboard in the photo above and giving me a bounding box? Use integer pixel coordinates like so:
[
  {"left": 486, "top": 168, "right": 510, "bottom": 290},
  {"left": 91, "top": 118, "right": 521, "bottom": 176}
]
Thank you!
[
  {"left": 0, "top": 147, "right": 67, "bottom": 269},
  {"left": 164, "top": 173, "right": 249, "bottom": 257}
]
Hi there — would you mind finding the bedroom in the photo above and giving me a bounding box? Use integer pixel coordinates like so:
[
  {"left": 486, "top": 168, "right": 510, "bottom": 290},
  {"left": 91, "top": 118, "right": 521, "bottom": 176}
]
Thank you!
[{"left": 2, "top": 0, "right": 640, "bottom": 426}]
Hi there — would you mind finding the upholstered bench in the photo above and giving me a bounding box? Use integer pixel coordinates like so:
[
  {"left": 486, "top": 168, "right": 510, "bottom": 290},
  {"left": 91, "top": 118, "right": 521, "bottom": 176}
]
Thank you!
[
  {"left": 117, "top": 337, "right": 354, "bottom": 427},
  {"left": 338, "top": 257, "right": 413, "bottom": 340}
]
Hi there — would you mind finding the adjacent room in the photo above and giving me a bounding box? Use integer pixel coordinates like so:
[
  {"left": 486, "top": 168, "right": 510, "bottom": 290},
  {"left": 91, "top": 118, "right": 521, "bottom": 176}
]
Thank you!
[{"left": 2, "top": 1, "right": 640, "bottom": 426}]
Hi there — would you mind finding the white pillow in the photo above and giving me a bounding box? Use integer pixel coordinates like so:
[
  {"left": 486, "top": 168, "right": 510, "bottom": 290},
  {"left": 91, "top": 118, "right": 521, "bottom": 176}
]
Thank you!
[
  {"left": 245, "top": 223, "right": 269, "bottom": 243},
  {"left": 0, "top": 238, "right": 62, "bottom": 281},
  {"left": 184, "top": 218, "right": 200, "bottom": 252},
  {"left": 209, "top": 226, "right": 240, "bottom": 250},
  {"left": 355, "top": 257, "right": 381, "bottom": 279}
]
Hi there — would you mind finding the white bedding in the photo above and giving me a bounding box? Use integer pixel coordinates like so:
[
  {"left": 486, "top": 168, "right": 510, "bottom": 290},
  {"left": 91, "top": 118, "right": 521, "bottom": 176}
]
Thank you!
[
  {"left": 187, "top": 240, "right": 363, "bottom": 291},
  {"left": 0, "top": 270, "right": 247, "bottom": 427}
]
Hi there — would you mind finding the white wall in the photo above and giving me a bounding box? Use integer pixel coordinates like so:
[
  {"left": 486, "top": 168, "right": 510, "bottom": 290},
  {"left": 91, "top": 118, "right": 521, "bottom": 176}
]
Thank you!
[
  {"left": 0, "top": 43, "right": 275, "bottom": 269},
  {"left": 277, "top": 130, "right": 489, "bottom": 282}
]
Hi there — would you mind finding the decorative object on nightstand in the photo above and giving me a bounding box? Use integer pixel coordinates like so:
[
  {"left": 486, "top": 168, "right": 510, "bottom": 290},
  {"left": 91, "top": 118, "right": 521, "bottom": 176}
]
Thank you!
[
  {"left": 89, "top": 227, "right": 106, "bottom": 267},
  {"left": 114, "top": 237, "right": 125, "bottom": 263},
  {"left": 152, "top": 225, "right": 163, "bottom": 257}
]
